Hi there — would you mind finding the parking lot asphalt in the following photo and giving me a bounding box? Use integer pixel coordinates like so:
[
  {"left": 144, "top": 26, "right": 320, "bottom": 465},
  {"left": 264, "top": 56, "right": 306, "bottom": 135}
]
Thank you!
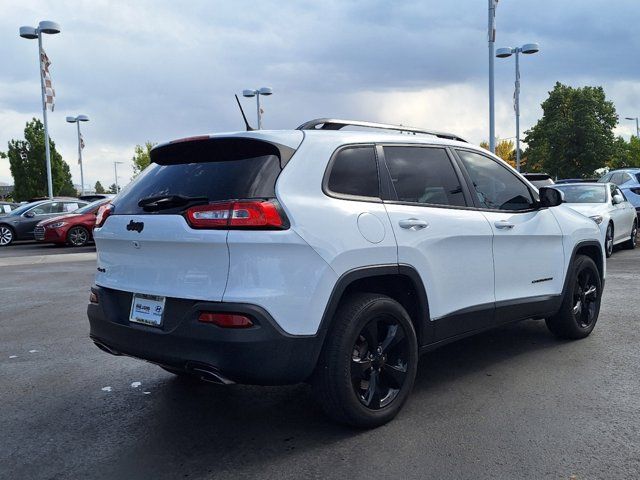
[{"left": 1, "top": 246, "right": 639, "bottom": 480}]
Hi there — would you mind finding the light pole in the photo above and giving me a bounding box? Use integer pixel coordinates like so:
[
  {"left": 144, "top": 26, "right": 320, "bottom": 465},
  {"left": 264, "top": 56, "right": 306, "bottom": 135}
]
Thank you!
[
  {"left": 114, "top": 161, "right": 124, "bottom": 193},
  {"left": 66, "top": 115, "right": 89, "bottom": 195},
  {"left": 625, "top": 117, "right": 639, "bottom": 139},
  {"left": 496, "top": 43, "right": 540, "bottom": 172},
  {"left": 488, "top": 0, "right": 499, "bottom": 154},
  {"left": 242, "top": 87, "right": 273, "bottom": 129},
  {"left": 19, "top": 21, "right": 61, "bottom": 199}
]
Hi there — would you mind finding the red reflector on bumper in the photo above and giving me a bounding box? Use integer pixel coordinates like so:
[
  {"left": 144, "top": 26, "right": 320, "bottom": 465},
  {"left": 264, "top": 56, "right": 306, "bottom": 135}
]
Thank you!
[{"left": 198, "top": 312, "right": 253, "bottom": 328}]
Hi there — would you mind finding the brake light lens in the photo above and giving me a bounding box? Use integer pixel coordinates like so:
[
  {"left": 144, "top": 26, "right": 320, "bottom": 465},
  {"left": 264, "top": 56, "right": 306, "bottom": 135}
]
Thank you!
[
  {"left": 198, "top": 312, "right": 254, "bottom": 328},
  {"left": 185, "top": 200, "right": 286, "bottom": 229},
  {"left": 95, "top": 203, "right": 113, "bottom": 228}
]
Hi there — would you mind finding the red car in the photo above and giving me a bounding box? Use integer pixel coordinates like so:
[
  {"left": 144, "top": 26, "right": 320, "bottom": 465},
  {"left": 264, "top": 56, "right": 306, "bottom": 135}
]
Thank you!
[{"left": 35, "top": 199, "right": 110, "bottom": 247}]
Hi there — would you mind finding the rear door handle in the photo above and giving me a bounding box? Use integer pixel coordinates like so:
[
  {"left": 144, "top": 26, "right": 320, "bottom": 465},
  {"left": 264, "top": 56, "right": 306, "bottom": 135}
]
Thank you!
[
  {"left": 494, "top": 220, "right": 515, "bottom": 230},
  {"left": 399, "top": 218, "right": 429, "bottom": 230}
]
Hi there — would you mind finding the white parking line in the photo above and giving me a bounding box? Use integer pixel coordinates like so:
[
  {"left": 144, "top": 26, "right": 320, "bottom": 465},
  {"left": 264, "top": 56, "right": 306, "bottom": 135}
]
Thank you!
[{"left": 0, "top": 252, "right": 96, "bottom": 267}]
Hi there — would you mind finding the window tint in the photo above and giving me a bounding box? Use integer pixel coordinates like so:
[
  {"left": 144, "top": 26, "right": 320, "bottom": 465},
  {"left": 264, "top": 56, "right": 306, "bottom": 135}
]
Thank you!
[
  {"left": 597, "top": 173, "right": 611, "bottom": 183},
  {"left": 456, "top": 150, "right": 535, "bottom": 211},
  {"left": 327, "top": 147, "right": 379, "bottom": 198},
  {"left": 383, "top": 147, "right": 466, "bottom": 206}
]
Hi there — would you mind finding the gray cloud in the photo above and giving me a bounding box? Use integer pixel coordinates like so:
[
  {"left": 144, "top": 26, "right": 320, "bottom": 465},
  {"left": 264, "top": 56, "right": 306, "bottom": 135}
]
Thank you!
[{"left": 1, "top": 0, "right": 639, "bottom": 186}]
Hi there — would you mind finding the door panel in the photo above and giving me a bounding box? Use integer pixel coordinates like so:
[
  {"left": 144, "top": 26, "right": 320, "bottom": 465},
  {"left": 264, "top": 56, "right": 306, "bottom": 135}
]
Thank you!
[
  {"left": 482, "top": 209, "right": 564, "bottom": 303},
  {"left": 385, "top": 204, "right": 495, "bottom": 322}
]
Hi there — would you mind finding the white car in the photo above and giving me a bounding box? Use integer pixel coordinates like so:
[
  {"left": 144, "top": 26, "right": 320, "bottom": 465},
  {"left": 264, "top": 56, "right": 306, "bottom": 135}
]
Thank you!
[
  {"left": 553, "top": 182, "right": 637, "bottom": 257},
  {"left": 87, "top": 119, "right": 605, "bottom": 427}
]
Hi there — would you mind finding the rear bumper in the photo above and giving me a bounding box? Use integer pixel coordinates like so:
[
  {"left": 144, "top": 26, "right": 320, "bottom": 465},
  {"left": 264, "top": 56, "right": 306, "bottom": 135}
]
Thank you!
[{"left": 87, "top": 286, "right": 324, "bottom": 385}]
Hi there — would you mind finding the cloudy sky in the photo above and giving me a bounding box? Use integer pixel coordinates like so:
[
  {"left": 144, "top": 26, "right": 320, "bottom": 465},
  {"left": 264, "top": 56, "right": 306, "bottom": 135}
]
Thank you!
[{"left": 1, "top": 0, "right": 639, "bottom": 189}]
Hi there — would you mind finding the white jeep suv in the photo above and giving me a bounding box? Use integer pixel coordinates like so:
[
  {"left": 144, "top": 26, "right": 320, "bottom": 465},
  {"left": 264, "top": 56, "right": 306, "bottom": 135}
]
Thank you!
[{"left": 88, "top": 119, "right": 605, "bottom": 427}]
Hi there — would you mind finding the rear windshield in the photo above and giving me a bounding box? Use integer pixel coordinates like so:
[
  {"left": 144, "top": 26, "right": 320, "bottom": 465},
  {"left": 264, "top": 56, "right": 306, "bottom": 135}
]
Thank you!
[{"left": 113, "top": 138, "right": 283, "bottom": 215}]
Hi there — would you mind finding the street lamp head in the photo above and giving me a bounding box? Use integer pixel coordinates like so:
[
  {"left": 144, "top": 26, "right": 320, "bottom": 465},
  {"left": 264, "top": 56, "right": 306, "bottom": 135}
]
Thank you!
[
  {"left": 242, "top": 89, "right": 257, "bottom": 98},
  {"left": 19, "top": 26, "right": 38, "bottom": 39},
  {"left": 521, "top": 43, "right": 539, "bottom": 55},
  {"left": 496, "top": 47, "right": 513, "bottom": 58},
  {"left": 258, "top": 87, "right": 273, "bottom": 96},
  {"left": 76, "top": 115, "right": 90, "bottom": 122},
  {"left": 66, "top": 116, "right": 77, "bottom": 123},
  {"left": 38, "top": 20, "right": 61, "bottom": 34},
  {"left": 625, "top": 117, "right": 637, "bottom": 121}
]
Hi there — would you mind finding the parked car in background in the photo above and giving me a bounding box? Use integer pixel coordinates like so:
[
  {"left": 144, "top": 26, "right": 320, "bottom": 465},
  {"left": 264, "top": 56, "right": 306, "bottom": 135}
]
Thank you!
[
  {"left": 0, "top": 202, "right": 20, "bottom": 216},
  {"left": 553, "top": 182, "right": 637, "bottom": 257},
  {"left": 35, "top": 199, "right": 110, "bottom": 247},
  {"left": 0, "top": 198, "right": 89, "bottom": 246},
  {"left": 598, "top": 168, "right": 640, "bottom": 217},
  {"left": 555, "top": 178, "right": 598, "bottom": 185},
  {"left": 521, "top": 173, "right": 554, "bottom": 188}
]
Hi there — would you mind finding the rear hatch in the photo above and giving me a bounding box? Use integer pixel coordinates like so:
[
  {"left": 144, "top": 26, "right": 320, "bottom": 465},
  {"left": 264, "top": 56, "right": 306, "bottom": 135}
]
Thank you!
[{"left": 94, "top": 134, "right": 300, "bottom": 301}]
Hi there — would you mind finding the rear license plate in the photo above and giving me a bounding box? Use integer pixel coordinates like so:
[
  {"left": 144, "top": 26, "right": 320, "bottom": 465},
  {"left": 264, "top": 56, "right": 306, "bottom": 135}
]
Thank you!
[{"left": 129, "top": 293, "right": 165, "bottom": 327}]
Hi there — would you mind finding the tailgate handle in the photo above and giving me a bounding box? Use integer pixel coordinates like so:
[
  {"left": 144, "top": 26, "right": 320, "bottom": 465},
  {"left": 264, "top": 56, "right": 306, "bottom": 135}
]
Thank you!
[{"left": 399, "top": 218, "right": 429, "bottom": 230}]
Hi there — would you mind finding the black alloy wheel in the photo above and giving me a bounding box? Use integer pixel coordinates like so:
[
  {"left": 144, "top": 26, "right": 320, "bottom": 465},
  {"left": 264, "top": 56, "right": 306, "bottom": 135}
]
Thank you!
[
  {"left": 313, "top": 293, "right": 418, "bottom": 428},
  {"left": 351, "top": 317, "right": 410, "bottom": 410},
  {"left": 572, "top": 267, "right": 599, "bottom": 329},
  {"left": 545, "top": 254, "right": 602, "bottom": 340}
]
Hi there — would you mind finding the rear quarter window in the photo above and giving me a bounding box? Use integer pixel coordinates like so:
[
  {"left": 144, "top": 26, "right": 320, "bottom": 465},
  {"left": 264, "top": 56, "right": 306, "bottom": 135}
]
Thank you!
[{"left": 325, "top": 146, "right": 379, "bottom": 199}]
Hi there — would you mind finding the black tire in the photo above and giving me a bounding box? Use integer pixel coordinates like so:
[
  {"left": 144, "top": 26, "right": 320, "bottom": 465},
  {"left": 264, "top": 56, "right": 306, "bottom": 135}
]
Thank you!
[
  {"left": 67, "top": 226, "right": 90, "bottom": 247},
  {"left": 622, "top": 220, "right": 637, "bottom": 250},
  {"left": 0, "top": 224, "right": 14, "bottom": 247},
  {"left": 545, "top": 255, "right": 602, "bottom": 340},
  {"left": 312, "top": 293, "right": 418, "bottom": 428},
  {"left": 605, "top": 223, "right": 614, "bottom": 258}
]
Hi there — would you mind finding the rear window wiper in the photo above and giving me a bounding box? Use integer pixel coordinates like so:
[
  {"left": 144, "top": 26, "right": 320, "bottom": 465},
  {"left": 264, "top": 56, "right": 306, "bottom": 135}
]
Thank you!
[{"left": 138, "top": 195, "right": 209, "bottom": 212}]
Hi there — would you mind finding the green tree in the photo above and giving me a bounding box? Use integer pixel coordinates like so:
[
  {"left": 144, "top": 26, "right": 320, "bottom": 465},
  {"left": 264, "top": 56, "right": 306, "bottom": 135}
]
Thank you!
[
  {"left": 0, "top": 118, "right": 75, "bottom": 201},
  {"left": 608, "top": 136, "right": 640, "bottom": 170},
  {"left": 108, "top": 183, "right": 120, "bottom": 194},
  {"left": 524, "top": 82, "right": 617, "bottom": 179},
  {"left": 131, "top": 141, "right": 156, "bottom": 178},
  {"left": 94, "top": 181, "right": 105, "bottom": 194}
]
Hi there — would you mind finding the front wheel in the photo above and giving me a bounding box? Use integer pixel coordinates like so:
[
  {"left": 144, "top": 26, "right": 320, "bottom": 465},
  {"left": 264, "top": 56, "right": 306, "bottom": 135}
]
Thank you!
[
  {"left": 0, "top": 225, "right": 14, "bottom": 246},
  {"left": 313, "top": 293, "right": 418, "bottom": 428},
  {"left": 67, "top": 226, "right": 90, "bottom": 247},
  {"left": 545, "top": 254, "right": 602, "bottom": 340},
  {"left": 623, "top": 220, "right": 637, "bottom": 250}
]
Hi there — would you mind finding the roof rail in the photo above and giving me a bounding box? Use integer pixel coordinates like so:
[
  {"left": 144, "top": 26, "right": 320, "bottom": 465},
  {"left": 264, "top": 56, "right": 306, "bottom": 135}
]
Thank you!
[{"left": 296, "top": 118, "right": 467, "bottom": 143}]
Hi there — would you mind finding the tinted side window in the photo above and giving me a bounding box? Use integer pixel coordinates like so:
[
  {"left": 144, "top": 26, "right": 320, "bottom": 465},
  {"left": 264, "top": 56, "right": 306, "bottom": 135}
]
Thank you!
[
  {"left": 597, "top": 173, "right": 611, "bottom": 183},
  {"left": 456, "top": 150, "right": 535, "bottom": 211},
  {"left": 327, "top": 146, "right": 379, "bottom": 198},
  {"left": 383, "top": 147, "right": 466, "bottom": 206},
  {"left": 31, "top": 202, "right": 55, "bottom": 215}
]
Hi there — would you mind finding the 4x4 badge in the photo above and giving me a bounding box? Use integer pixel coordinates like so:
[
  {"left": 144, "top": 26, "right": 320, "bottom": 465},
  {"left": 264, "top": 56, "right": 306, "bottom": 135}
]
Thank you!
[{"left": 126, "top": 220, "right": 144, "bottom": 233}]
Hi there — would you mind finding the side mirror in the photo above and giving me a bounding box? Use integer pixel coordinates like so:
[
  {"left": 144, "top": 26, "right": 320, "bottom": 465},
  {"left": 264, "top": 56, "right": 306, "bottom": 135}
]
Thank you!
[
  {"left": 539, "top": 187, "right": 564, "bottom": 208},
  {"left": 24, "top": 211, "right": 35, "bottom": 218},
  {"left": 612, "top": 194, "right": 624, "bottom": 205}
]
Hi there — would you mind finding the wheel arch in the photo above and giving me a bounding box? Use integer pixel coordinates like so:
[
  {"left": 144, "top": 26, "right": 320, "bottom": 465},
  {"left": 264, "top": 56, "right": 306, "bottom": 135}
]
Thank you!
[
  {"left": 569, "top": 240, "right": 604, "bottom": 286},
  {"left": 317, "top": 265, "right": 431, "bottom": 348}
]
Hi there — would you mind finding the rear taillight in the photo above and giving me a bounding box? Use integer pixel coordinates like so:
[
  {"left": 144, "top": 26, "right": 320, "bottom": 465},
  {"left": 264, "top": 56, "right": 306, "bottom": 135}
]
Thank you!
[
  {"left": 184, "top": 200, "right": 286, "bottom": 229},
  {"left": 198, "top": 312, "right": 254, "bottom": 328},
  {"left": 95, "top": 203, "right": 113, "bottom": 228}
]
